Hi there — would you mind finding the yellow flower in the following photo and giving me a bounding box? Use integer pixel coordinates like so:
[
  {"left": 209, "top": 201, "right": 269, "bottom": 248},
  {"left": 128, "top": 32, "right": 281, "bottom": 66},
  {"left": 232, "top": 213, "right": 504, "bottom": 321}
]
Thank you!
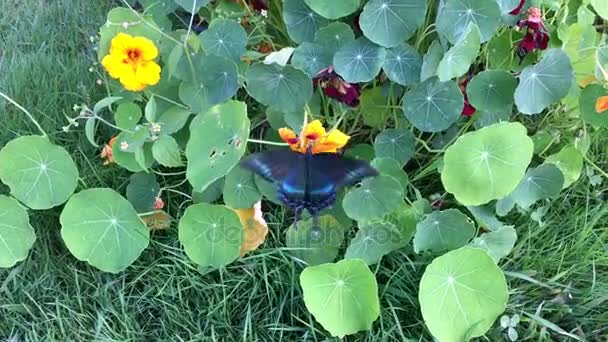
[
  {"left": 101, "top": 33, "right": 161, "bottom": 92},
  {"left": 279, "top": 120, "right": 350, "bottom": 154}
]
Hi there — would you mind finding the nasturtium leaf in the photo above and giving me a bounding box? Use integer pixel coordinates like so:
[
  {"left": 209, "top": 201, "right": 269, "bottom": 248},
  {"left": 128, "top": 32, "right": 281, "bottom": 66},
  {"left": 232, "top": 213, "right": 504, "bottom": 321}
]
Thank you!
[
  {"left": 345, "top": 221, "right": 403, "bottom": 265},
  {"left": 510, "top": 164, "right": 564, "bottom": 209},
  {"left": 119, "top": 125, "right": 150, "bottom": 153},
  {"left": 514, "top": 49, "right": 574, "bottom": 115},
  {"left": 192, "top": 177, "right": 225, "bottom": 204},
  {"left": 371, "top": 158, "right": 409, "bottom": 191},
  {"left": 145, "top": 96, "right": 157, "bottom": 122},
  {"left": 98, "top": 7, "right": 161, "bottom": 61},
  {"left": 385, "top": 202, "right": 418, "bottom": 240},
  {"left": 286, "top": 215, "right": 345, "bottom": 265},
  {"left": 345, "top": 144, "right": 376, "bottom": 162},
  {"left": 471, "top": 226, "right": 517, "bottom": 262},
  {"left": 283, "top": 0, "right": 329, "bottom": 44},
  {"left": 359, "top": 0, "right": 427, "bottom": 48},
  {"left": 114, "top": 102, "right": 142, "bottom": 130},
  {"left": 486, "top": 30, "right": 535, "bottom": 72},
  {"left": 495, "top": 196, "right": 515, "bottom": 217},
  {"left": 300, "top": 259, "right": 380, "bottom": 337},
  {"left": 579, "top": 84, "right": 608, "bottom": 128},
  {"left": 254, "top": 175, "right": 282, "bottom": 205},
  {"left": 421, "top": 40, "right": 444, "bottom": 82},
  {"left": 291, "top": 42, "right": 333, "bottom": 77},
  {"left": 174, "top": 0, "right": 210, "bottom": 13},
  {"left": 343, "top": 175, "right": 403, "bottom": 222},
  {"left": 466, "top": 205, "right": 504, "bottom": 231},
  {"left": 152, "top": 134, "right": 183, "bottom": 167},
  {"left": 545, "top": 145, "right": 583, "bottom": 188},
  {"left": 60, "top": 188, "right": 150, "bottom": 273},
  {"left": 561, "top": 23, "right": 599, "bottom": 87},
  {"left": 373, "top": 128, "right": 416, "bottom": 166},
  {"left": 474, "top": 110, "right": 512, "bottom": 129},
  {"left": 419, "top": 247, "right": 508, "bottom": 342},
  {"left": 304, "top": 0, "right": 360, "bottom": 19},
  {"left": 591, "top": 0, "right": 608, "bottom": 20},
  {"left": 436, "top": 0, "right": 501, "bottom": 44},
  {"left": 186, "top": 101, "right": 250, "bottom": 192},
  {"left": 495, "top": 0, "right": 520, "bottom": 14},
  {"left": 467, "top": 70, "right": 517, "bottom": 112},
  {"left": 402, "top": 77, "right": 464, "bottom": 132},
  {"left": 382, "top": 43, "right": 422, "bottom": 86},
  {"left": 0, "top": 136, "right": 78, "bottom": 210},
  {"left": 126, "top": 172, "right": 160, "bottom": 213},
  {"left": 245, "top": 63, "right": 313, "bottom": 113},
  {"left": 0, "top": 195, "right": 36, "bottom": 268},
  {"left": 437, "top": 24, "right": 481, "bottom": 82},
  {"left": 141, "top": 0, "right": 177, "bottom": 18},
  {"left": 178, "top": 203, "right": 242, "bottom": 268},
  {"left": 441, "top": 122, "right": 534, "bottom": 206},
  {"left": 333, "top": 37, "right": 387, "bottom": 83},
  {"left": 314, "top": 22, "right": 355, "bottom": 54},
  {"left": 223, "top": 167, "right": 262, "bottom": 209},
  {"left": 200, "top": 19, "right": 248, "bottom": 62},
  {"left": 179, "top": 54, "right": 239, "bottom": 113},
  {"left": 156, "top": 106, "right": 192, "bottom": 135},
  {"left": 112, "top": 135, "right": 154, "bottom": 172},
  {"left": 413, "top": 209, "right": 476, "bottom": 253},
  {"left": 360, "top": 87, "right": 390, "bottom": 128}
]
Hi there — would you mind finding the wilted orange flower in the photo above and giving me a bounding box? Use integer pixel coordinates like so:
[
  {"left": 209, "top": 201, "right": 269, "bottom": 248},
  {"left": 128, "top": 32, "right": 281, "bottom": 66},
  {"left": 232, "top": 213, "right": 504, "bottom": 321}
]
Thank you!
[
  {"left": 100, "top": 136, "right": 117, "bottom": 165},
  {"left": 279, "top": 120, "right": 350, "bottom": 154},
  {"left": 101, "top": 33, "right": 161, "bottom": 91},
  {"left": 233, "top": 201, "right": 268, "bottom": 256},
  {"left": 595, "top": 96, "right": 608, "bottom": 113}
]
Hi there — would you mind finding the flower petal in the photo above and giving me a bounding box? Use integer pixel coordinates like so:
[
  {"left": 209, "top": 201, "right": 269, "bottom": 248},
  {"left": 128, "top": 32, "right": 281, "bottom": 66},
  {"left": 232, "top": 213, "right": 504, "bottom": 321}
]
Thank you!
[
  {"left": 325, "top": 129, "right": 349, "bottom": 148},
  {"left": 132, "top": 36, "right": 159, "bottom": 60},
  {"left": 233, "top": 204, "right": 268, "bottom": 256},
  {"left": 119, "top": 68, "right": 146, "bottom": 91},
  {"left": 595, "top": 96, "right": 608, "bottom": 113},
  {"left": 109, "top": 32, "right": 134, "bottom": 57},
  {"left": 136, "top": 60, "right": 161, "bottom": 86},
  {"left": 101, "top": 53, "right": 129, "bottom": 79},
  {"left": 304, "top": 120, "right": 326, "bottom": 141},
  {"left": 279, "top": 127, "right": 299, "bottom": 145}
]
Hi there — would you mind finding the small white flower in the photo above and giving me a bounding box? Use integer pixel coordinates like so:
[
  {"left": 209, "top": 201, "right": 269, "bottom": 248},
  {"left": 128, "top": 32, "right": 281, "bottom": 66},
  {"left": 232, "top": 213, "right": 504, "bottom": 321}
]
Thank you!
[
  {"left": 122, "top": 21, "right": 129, "bottom": 29},
  {"left": 62, "top": 126, "right": 70, "bottom": 133},
  {"left": 88, "top": 67, "right": 94, "bottom": 72},
  {"left": 151, "top": 135, "right": 159, "bottom": 142},
  {"left": 150, "top": 122, "right": 162, "bottom": 134},
  {"left": 261, "top": 9, "right": 268, "bottom": 18},
  {"left": 72, "top": 104, "right": 80, "bottom": 111},
  {"left": 96, "top": 79, "right": 103, "bottom": 85},
  {"left": 120, "top": 141, "right": 129, "bottom": 151}
]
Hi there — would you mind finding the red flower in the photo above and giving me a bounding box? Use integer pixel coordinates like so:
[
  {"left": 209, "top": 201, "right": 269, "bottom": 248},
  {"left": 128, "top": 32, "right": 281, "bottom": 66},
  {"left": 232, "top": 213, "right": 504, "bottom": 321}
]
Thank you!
[
  {"left": 515, "top": 7, "right": 549, "bottom": 62},
  {"left": 313, "top": 66, "right": 361, "bottom": 107},
  {"left": 509, "top": 0, "right": 526, "bottom": 15},
  {"left": 154, "top": 197, "right": 165, "bottom": 210},
  {"left": 459, "top": 77, "right": 476, "bottom": 117}
]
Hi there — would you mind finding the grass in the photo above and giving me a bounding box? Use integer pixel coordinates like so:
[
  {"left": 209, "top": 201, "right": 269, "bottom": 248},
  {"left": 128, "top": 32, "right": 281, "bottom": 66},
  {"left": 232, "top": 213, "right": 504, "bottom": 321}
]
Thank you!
[{"left": 1, "top": 0, "right": 608, "bottom": 341}]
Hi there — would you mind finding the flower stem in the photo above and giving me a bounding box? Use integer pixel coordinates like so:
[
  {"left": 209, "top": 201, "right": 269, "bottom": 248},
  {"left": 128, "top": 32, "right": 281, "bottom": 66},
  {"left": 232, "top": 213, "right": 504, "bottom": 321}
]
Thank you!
[
  {"left": 0, "top": 91, "right": 47, "bottom": 137},
  {"left": 248, "top": 138, "right": 288, "bottom": 147}
]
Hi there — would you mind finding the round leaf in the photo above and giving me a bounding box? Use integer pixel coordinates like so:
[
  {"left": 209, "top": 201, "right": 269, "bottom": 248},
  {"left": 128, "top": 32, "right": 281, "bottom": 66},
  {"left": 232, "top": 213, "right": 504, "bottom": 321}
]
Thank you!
[
  {"left": 112, "top": 136, "right": 155, "bottom": 172},
  {"left": 514, "top": 49, "right": 574, "bottom": 115},
  {"left": 178, "top": 203, "right": 242, "bottom": 268},
  {"left": 152, "top": 134, "right": 184, "bottom": 167},
  {"left": 579, "top": 84, "right": 608, "bottom": 128},
  {"left": 413, "top": 209, "right": 476, "bottom": 253},
  {"left": 345, "top": 221, "right": 403, "bottom": 265},
  {"left": 373, "top": 128, "right": 416, "bottom": 166},
  {"left": 468, "top": 70, "right": 517, "bottom": 112},
  {"left": 371, "top": 158, "right": 409, "bottom": 190},
  {"left": 510, "top": 164, "right": 564, "bottom": 209},
  {"left": 360, "top": 87, "right": 390, "bottom": 128},
  {"left": 436, "top": 0, "right": 501, "bottom": 44},
  {"left": 186, "top": 101, "right": 250, "bottom": 192},
  {"left": 300, "top": 259, "right": 380, "bottom": 337},
  {"left": 343, "top": 175, "right": 403, "bottom": 222},
  {"left": 419, "top": 247, "right": 508, "bottom": 342},
  {"left": 126, "top": 172, "right": 160, "bottom": 213},
  {"left": 174, "top": 0, "right": 211, "bottom": 13},
  {"left": 114, "top": 102, "right": 142, "bottom": 130},
  {"left": 471, "top": 226, "right": 517, "bottom": 262},
  {"left": 545, "top": 145, "right": 583, "bottom": 188},
  {"left": 0, "top": 136, "right": 78, "bottom": 210},
  {"left": 437, "top": 24, "right": 481, "bottom": 82},
  {"left": 441, "top": 122, "right": 534, "bottom": 206},
  {"left": 200, "top": 19, "right": 248, "bottom": 62},
  {"left": 286, "top": 215, "right": 345, "bottom": 265},
  {"left": 223, "top": 167, "right": 262, "bottom": 209},
  {"left": 314, "top": 22, "right": 355, "bottom": 55},
  {"left": 283, "top": 0, "right": 329, "bottom": 44},
  {"left": 60, "top": 188, "right": 150, "bottom": 273},
  {"left": 245, "top": 63, "right": 313, "bottom": 113},
  {"left": 402, "top": 77, "right": 464, "bottom": 132},
  {"left": 359, "top": 0, "right": 426, "bottom": 48},
  {"left": 382, "top": 43, "right": 422, "bottom": 86},
  {"left": 591, "top": 0, "right": 608, "bottom": 20},
  {"left": 0, "top": 195, "right": 36, "bottom": 268},
  {"left": 156, "top": 105, "right": 192, "bottom": 135},
  {"left": 474, "top": 110, "right": 512, "bottom": 129},
  {"left": 333, "top": 37, "right": 387, "bottom": 83},
  {"left": 421, "top": 40, "right": 444, "bottom": 82},
  {"left": 304, "top": 0, "right": 360, "bottom": 19},
  {"left": 291, "top": 42, "right": 333, "bottom": 77},
  {"left": 98, "top": 8, "right": 161, "bottom": 61}
]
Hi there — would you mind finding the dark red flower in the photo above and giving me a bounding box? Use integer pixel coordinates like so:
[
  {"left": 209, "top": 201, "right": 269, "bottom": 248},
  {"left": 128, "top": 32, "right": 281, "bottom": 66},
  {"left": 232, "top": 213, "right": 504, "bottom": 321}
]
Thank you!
[
  {"left": 459, "top": 77, "right": 476, "bottom": 117},
  {"left": 515, "top": 7, "right": 549, "bottom": 62},
  {"left": 509, "top": 0, "right": 526, "bottom": 15},
  {"left": 313, "top": 66, "right": 361, "bottom": 107}
]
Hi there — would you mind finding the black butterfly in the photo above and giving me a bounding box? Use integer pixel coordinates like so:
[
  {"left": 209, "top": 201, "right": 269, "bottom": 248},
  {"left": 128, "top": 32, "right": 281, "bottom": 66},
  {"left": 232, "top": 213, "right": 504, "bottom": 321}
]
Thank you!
[{"left": 240, "top": 148, "right": 378, "bottom": 226}]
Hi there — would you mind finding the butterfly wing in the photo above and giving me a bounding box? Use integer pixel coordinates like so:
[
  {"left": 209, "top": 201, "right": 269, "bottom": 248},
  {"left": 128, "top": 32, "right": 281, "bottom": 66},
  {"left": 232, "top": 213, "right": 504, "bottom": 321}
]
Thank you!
[{"left": 240, "top": 149, "right": 304, "bottom": 184}]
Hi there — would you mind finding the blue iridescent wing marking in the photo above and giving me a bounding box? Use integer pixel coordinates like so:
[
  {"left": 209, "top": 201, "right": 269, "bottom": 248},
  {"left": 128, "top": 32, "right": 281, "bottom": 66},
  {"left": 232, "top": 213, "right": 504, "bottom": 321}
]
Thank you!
[
  {"left": 239, "top": 149, "right": 303, "bottom": 183},
  {"left": 308, "top": 153, "right": 379, "bottom": 188}
]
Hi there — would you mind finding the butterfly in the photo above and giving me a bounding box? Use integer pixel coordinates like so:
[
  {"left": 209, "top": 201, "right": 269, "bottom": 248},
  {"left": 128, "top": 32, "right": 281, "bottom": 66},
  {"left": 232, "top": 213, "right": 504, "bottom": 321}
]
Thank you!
[{"left": 240, "top": 148, "right": 378, "bottom": 226}]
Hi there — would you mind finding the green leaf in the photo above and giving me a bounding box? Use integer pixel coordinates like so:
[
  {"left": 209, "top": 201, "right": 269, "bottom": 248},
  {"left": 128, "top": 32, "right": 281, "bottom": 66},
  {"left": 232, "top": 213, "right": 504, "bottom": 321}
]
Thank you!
[
  {"left": 413, "top": 209, "right": 476, "bottom": 253},
  {"left": 359, "top": 0, "right": 427, "bottom": 48},
  {"left": 112, "top": 135, "right": 155, "bottom": 172},
  {"left": 0, "top": 195, "right": 36, "bottom": 268},
  {"left": 145, "top": 96, "right": 157, "bottom": 122},
  {"left": 441, "top": 122, "right": 534, "bottom": 206},
  {"left": 286, "top": 215, "right": 345, "bottom": 266},
  {"left": 495, "top": 196, "right": 515, "bottom": 217},
  {"left": 60, "top": 188, "right": 150, "bottom": 273},
  {"left": 467, "top": 70, "right": 517, "bottom": 112},
  {"left": 590, "top": 0, "right": 608, "bottom": 21},
  {"left": 471, "top": 226, "right": 517, "bottom": 262},
  {"left": 343, "top": 175, "right": 403, "bottom": 222},
  {"left": 223, "top": 167, "right": 262, "bottom": 209},
  {"left": 186, "top": 101, "right": 250, "bottom": 192},
  {"left": 382, "top": 43, "right": 422, "bottom": 86},
  {"left": 371, "top": 158, "right": 409, "bottom": 190},
  {"left": 314, "top": 22, "right": 355, "bottom": 55},
  {"left": 178, "top": 203, "right": 242, "bottom": 268},
  {"left": 245, "top": 63, "right": 312, "bottom": 113},
  {"left": 300, "top": 259, "right": 380, "bottom": 337},
  {"left": 437, "top": 24, "right": 481, "bottom": 82},
  {"left": 333, "top": 37, "right": 386, "bottom": 83},
  {"left": 514, "top": 49, "right": 574, "bottom": 115},
  {"left": 0, "top": 136, "right": 78, "bottom": 210},
  {"left": 579, "top": 84, "right": 608, "bottom": 128},
  {"left": 254, "top": 175, "right": 282, "bottom": 205},
  {"left": 373, "top": 128, "right": 416, "bottom": 166},
  {"left": 156, "top": 105, "right": 192, "bottom": 135},
  {"left": 345, "top": 144, "right": 375, "bottom": 162},
  {"left": 283, "top": 0, "right": 328, "bottom": 44},
  {"left": 291, "top": 42, "right": 333, "bottom": 77},
  {"left": 120, "top": 125, "right": 150, "bottom": 152},
  {"left": 152, "top": 135, "right": 183, "bottom": 167},
  {"left": 304, "top": 0, "right": 360, "bottom": 19},
  {"left": 474, "top": 110, "right": 512, "bottom": 129},
  {"left": 115, "top": 102, "right": 142, "bottom": 130},
  {"left": 465, "top": 205, "right": 504, "bottom": 231},
  {"left": 545, "top": 145, "right": 584, "bottom": 188},
  {"left": 85, "top": 118, "right": 98, "bottom": 148},
  {"left": 421, "top": 40, "right": 444, "bottom": 82},
  {"left": 200, "top": 19, "right": 248, "bottom": 62},
  {"left": 360, "top": 87, "right": 390, "bottom": 128},
  {"left": 419, "top": 247, "right": 508, "bottom": 342},
  {"left": 436, "top": 0, "right": 501, "bottom": 44},
  {"left": 345, "top": 221, "right": 403, "bottom": 265},
  {"left": 93, "top": 96, "right": 123, "bottom": 114},
  {"left": 402, "top": 77, "right": 464, "bottom": 132},
  {"left": 126, "top": 172, "right": 160, "bottom": 213},
  {"left": 98, "top": 7, "right": 161, "bottom": 61},
  {"left": 192, "top": 178, "right": 225, "bottom": 204},
  {"left": 174, "top": 0, "right": 211, "bottom": 13},
  {"left": 510, "top": 164, "right": 564, "bottom": 209},
  {"left": 561, "top": 23, "right": 599, "bottom": 86}
]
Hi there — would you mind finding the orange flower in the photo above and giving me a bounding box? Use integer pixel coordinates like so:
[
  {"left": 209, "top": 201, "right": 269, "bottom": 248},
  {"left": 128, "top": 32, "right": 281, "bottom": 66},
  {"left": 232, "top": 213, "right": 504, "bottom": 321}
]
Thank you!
[
  {"left": 595, "top": 96, "right": 608, "bottom": 113},
  {"left": 233, "top": 202, "right": 268, "bottom": 256},
  {"left": 279, "top": 120, "right": 350, "bottom": 154},
  {"left": 100, "top": 136, "right": 117, "bottom": 165}
]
